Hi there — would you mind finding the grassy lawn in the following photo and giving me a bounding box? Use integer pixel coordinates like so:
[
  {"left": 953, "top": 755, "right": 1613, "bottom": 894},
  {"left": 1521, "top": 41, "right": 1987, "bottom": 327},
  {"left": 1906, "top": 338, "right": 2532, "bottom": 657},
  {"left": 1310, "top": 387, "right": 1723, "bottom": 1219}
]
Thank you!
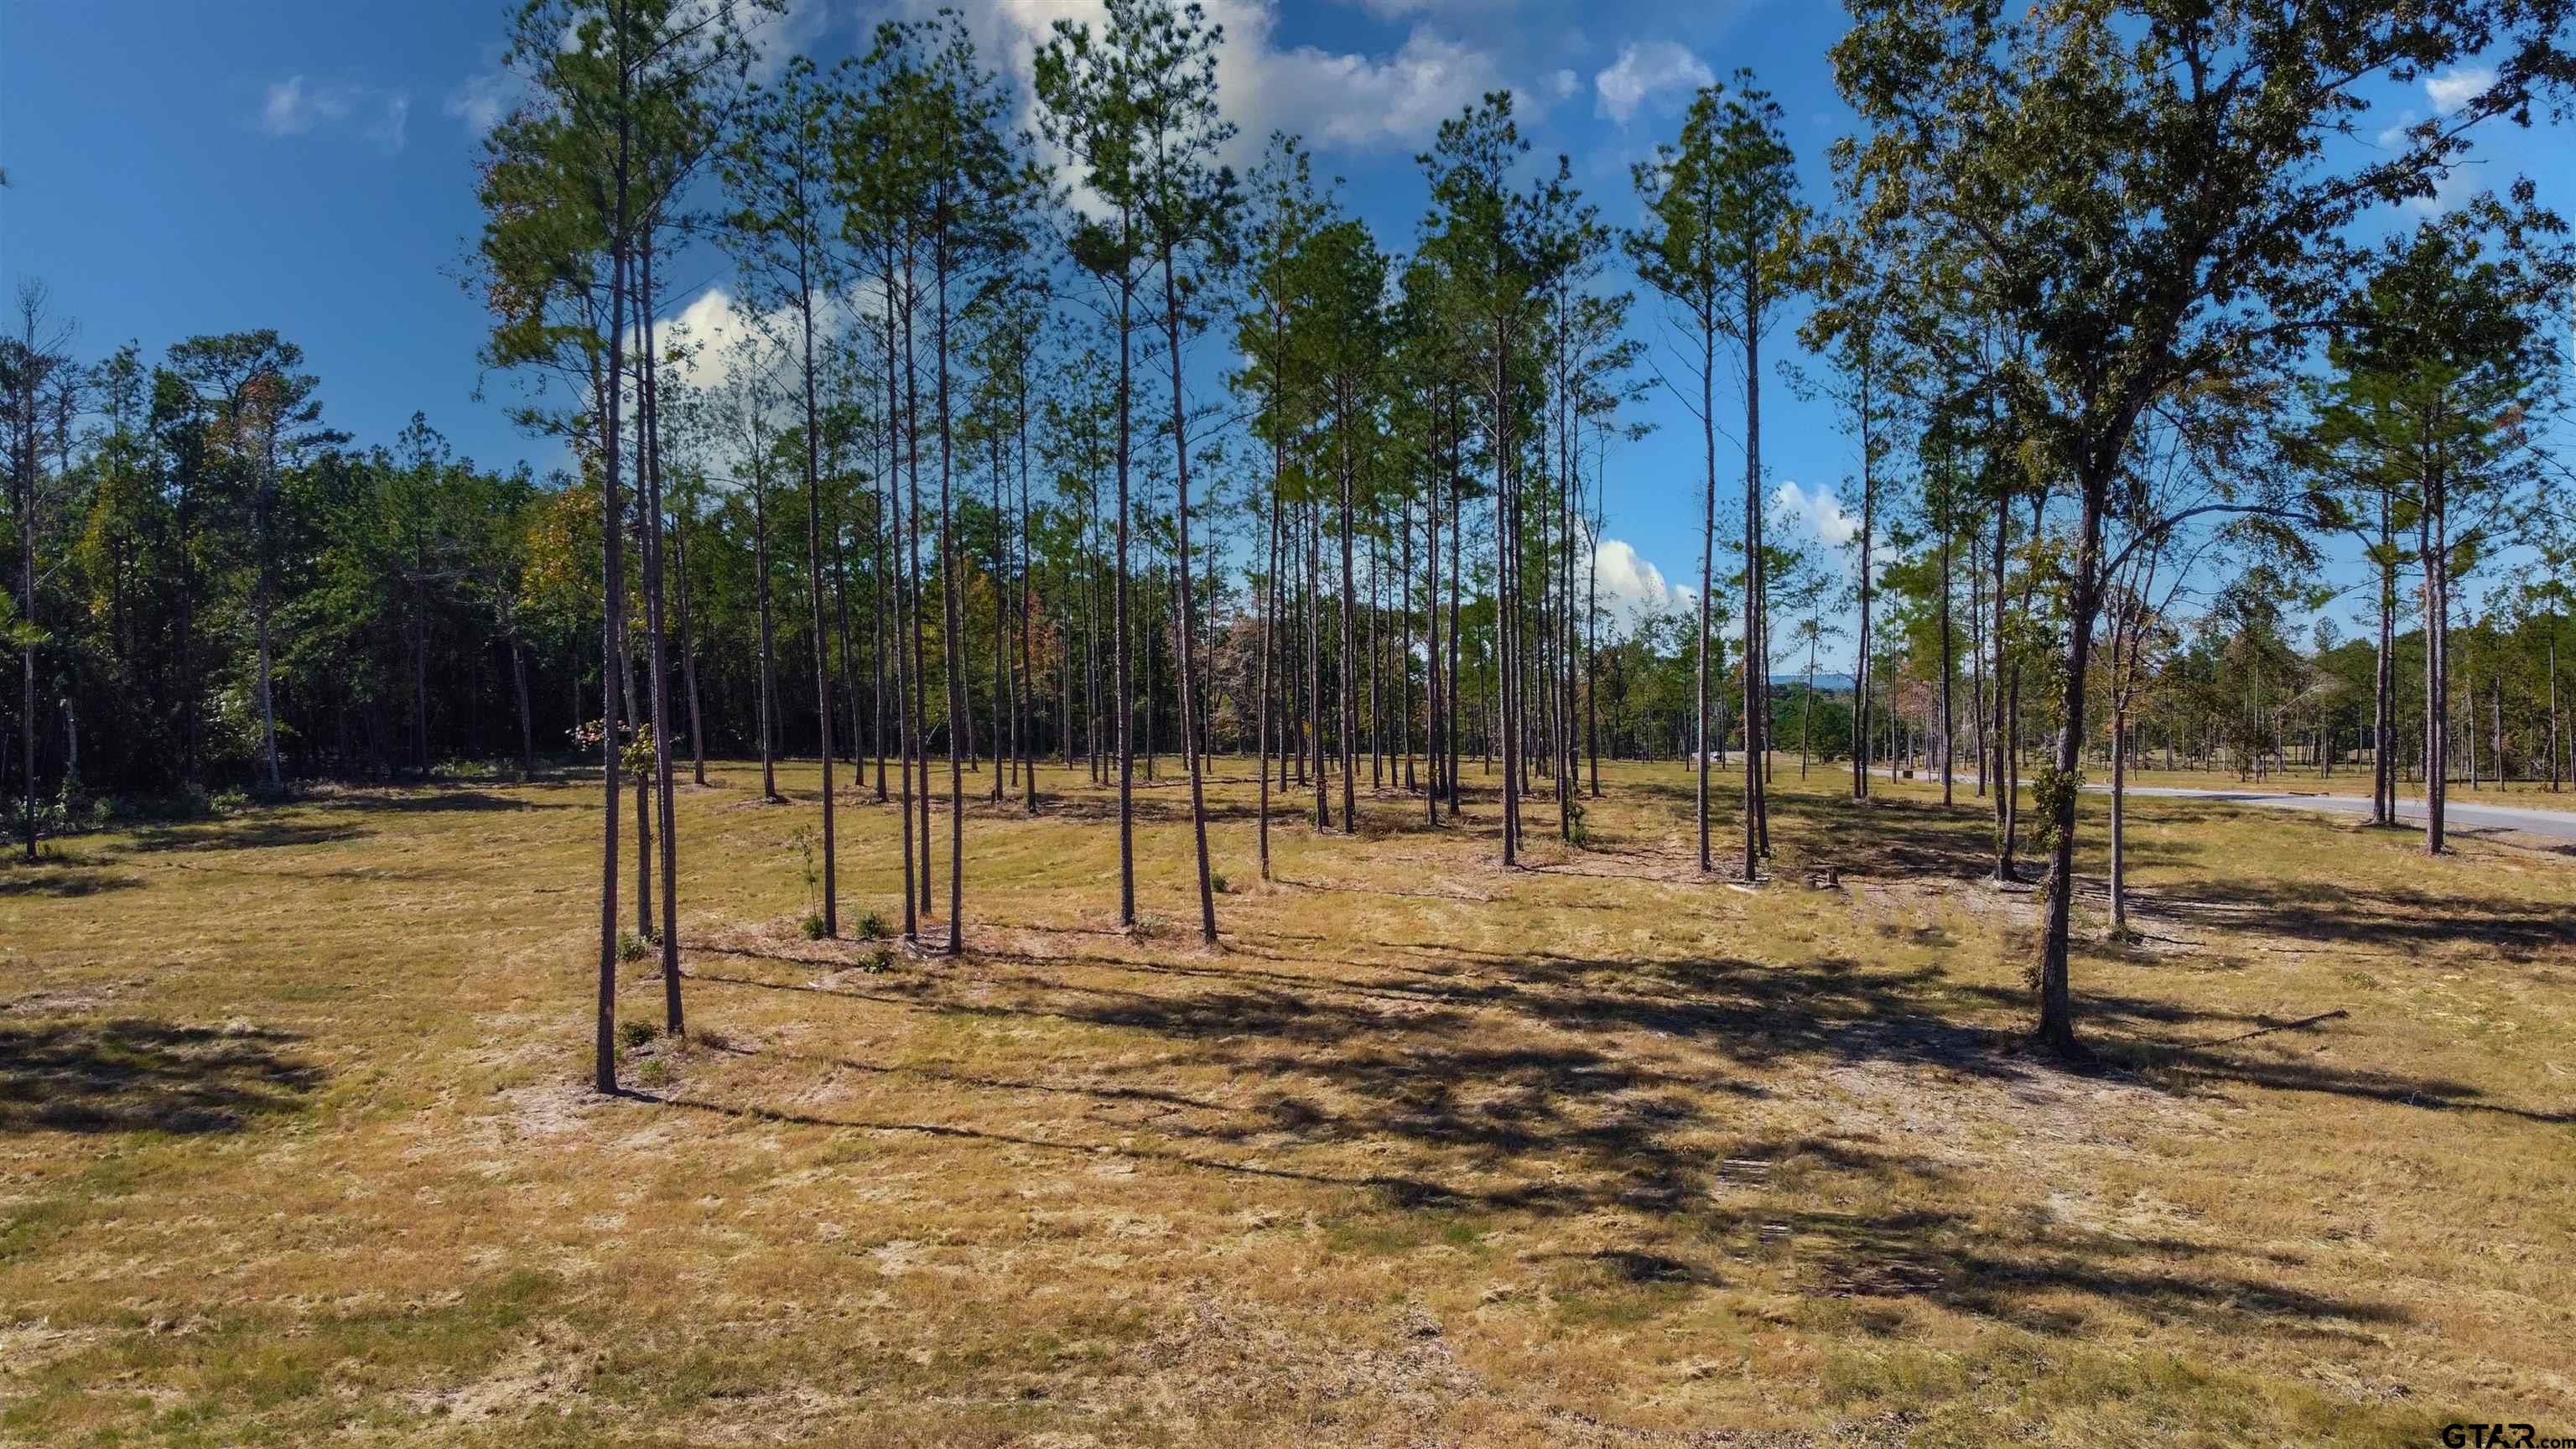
[{"left": 3, "top": 756, "right": 2572, "bottom": 1446}]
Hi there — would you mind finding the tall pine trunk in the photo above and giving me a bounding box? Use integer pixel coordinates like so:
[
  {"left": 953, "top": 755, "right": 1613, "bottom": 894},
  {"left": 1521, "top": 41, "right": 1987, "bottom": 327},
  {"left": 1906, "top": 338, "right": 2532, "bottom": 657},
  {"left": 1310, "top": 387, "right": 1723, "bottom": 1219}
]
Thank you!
[
  {"left": 639, "top": 232, "right": 683, "bottom": 1031},
  {"left": 1162, "top": 247, "right": 1219, "bottom": 942}
]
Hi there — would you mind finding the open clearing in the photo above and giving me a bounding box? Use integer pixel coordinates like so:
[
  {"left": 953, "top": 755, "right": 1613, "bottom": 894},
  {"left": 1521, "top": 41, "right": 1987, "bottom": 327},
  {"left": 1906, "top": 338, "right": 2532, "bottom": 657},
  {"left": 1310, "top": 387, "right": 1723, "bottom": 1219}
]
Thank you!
[{"left": 4, "top": 760, "right": 2573, "bottom": 1446}]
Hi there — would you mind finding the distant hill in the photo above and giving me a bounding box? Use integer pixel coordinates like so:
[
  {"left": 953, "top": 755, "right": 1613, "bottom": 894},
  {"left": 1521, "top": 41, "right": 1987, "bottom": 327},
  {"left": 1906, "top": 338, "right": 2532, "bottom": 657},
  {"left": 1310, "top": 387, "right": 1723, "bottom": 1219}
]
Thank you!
[{"left": 1771, "top": 673, "right": 1857, "bottom": 692}]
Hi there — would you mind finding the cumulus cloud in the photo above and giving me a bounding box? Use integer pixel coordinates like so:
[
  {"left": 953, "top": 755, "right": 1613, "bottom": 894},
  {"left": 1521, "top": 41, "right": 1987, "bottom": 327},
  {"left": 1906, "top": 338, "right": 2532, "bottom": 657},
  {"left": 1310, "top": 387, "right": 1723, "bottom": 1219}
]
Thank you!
[
  {"left": 1266, "top": 26, "right": 1523, "bottom": 147},
  {"left": 654, "top": 285, "right": 807, "bottom": 396},
  {"left": 2425, "top": 65, "right": 2495, "bottom": 115},
  {"left": 913, "top": 0, "right": 1530, "bottom": 166},
  {"left": 1593, "top": 39, "right": 1710, "bottom": 124},
  {"left": 259, "top": 76, "right": 412, "bottom": 153},
  {"left": 650, "top": 281, "right": 897, "bottom": 399},
  {"left": 1771, "top": 480, "right": 1861, "bottom": 549},
  {"left": 1592, "top": 538, "right": 1696, "bottom": 633}
]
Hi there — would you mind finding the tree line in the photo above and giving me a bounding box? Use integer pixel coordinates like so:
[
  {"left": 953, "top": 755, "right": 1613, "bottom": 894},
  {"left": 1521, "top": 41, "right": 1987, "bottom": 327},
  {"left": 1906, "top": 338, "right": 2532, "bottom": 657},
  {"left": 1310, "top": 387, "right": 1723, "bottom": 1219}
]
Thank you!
[{"left": 7, "top": 0, "right": 2573, "bottom": 1079}]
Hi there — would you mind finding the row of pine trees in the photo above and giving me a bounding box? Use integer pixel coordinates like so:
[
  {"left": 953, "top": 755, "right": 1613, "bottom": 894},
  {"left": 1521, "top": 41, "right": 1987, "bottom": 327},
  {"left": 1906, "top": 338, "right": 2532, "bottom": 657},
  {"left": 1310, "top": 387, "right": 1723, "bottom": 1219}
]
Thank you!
[{"left": 8, "top": 0, "right": 2576, "bottom": 1069}]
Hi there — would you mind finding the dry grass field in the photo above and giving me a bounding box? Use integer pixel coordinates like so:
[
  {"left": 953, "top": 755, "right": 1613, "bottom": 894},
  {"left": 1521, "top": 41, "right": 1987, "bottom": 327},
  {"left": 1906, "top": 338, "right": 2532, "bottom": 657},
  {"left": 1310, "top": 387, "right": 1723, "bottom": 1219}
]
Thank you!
[{"left": 3, "top": 756, "right": 2573, "bottom": 1446}]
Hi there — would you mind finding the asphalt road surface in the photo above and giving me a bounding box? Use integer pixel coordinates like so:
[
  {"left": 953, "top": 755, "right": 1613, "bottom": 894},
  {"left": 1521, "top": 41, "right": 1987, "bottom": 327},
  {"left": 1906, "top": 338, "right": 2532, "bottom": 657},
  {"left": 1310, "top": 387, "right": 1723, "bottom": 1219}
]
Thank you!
[
  {"left": 2110, "top": 783, "right": 2576, "bottom": 842},
  {"left": 1868, "top": 766, "right": 2576, "bottom": 842}
]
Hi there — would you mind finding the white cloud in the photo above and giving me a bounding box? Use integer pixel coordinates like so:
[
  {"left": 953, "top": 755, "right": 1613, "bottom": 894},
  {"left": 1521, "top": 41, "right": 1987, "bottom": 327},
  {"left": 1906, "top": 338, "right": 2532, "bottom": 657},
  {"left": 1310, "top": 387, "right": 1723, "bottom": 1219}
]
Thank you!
[
  {"left": 2406, "top": 162, "right": 2481, "bottom": 216},
  {"left": 1771, "top": 480, "right": 1860, "bottom": 548},
  {"left": 2425, "top": 65, "right": 2495, "bottom": 115},
  {"left": 365, "top": 94, "right": 412, "bottom": 153},
  {"left": 259, "top": 75, "right": 411, "bottom": 153},
  {"left": 652, "top": 280, "right": 896, "bottom": 396},
  {"left": 736, "top": 0, "right": 834, "bottom": 81},
  {"left": 1261, "top": 25, "right": 1521, "bottom": 148},
  {"left": 921, "top": 0, "right": 1529, "bottom": 165},
  {"left": 2374, "top": 108, "right": 2419, "bottom": 148},
  {"left": 1593, "top": 39, "right": 1710, "bottom": 124},
  {"left": 1550, "top": 67, "right": 1578, "bottom": 101},
  {"left": 444, "top": 55, "right": 528, "bottom": 138},
  {"left": 261, "top": 75, "right": 350, "bottom": 136},
  {"left": 656, "top": 285, "right": 803, "bottom": 394},
  {"left": 1592, "top": 538, "right": 1697, "bottom": 632}
]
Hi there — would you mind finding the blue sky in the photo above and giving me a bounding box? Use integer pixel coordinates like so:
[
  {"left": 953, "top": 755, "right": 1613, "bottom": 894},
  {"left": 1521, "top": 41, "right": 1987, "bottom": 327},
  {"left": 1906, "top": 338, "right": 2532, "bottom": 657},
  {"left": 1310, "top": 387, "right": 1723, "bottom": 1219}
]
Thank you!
[{"left": 4, "top": 0, "right": 2561, "bottom": 659}]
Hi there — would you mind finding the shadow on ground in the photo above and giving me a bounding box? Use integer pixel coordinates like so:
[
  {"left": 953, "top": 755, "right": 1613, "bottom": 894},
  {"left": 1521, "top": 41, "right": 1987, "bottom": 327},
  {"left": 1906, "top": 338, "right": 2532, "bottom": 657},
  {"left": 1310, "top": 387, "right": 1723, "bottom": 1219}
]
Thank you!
[{"left": 0, "top": 1018, "right": 325, "bottom": 1134}]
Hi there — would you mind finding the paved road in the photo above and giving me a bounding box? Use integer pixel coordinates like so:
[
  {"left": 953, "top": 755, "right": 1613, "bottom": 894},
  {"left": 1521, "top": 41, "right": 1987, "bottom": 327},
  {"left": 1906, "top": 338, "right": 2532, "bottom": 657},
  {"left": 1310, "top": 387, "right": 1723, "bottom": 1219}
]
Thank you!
[
  {"left": 1869, "top": 765, "right": 2576, "bottom": 842},
  {"left": 2109, "top": 784, "right": 2576, "bottom": 842}
]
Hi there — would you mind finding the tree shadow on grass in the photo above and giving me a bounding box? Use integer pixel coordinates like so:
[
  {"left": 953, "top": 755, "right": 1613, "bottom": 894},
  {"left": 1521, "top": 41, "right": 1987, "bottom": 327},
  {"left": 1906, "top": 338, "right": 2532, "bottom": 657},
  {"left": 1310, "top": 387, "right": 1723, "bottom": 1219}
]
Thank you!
[
  {"left": 636, "top": 1069, "right": 2407, "bottom": 1338},
  {"left": 0, "top": 1019, "right": 324, "bottom": 1135},
  {"left": 2145, "top": 875, "right": 2575, "bottom": 960},
  {"left": 1942, "top": 975, "right": 2573, "bottom": 1124},
  {"left": 0, "top": 866, "right": 142, "bottom": 899},
  {"left": 310, "top": 789, "right": 571, "bottom": 815},
  {"left": 673, "top": 890, "right": 2504, "bottom": 1337},
  {"left": 1717, "top": 1200, "right": 2407, "bottom": 1339},
  {"left": 127, "top": 820, "right": 367, "bottom": 854}
]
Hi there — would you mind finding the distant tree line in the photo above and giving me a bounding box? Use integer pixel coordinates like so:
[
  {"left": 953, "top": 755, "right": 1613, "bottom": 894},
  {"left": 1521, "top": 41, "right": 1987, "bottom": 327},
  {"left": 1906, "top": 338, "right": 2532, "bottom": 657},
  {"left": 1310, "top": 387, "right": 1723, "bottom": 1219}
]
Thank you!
[{"left": 8, "top": 0, "right": 2573, "bottom": 1072}]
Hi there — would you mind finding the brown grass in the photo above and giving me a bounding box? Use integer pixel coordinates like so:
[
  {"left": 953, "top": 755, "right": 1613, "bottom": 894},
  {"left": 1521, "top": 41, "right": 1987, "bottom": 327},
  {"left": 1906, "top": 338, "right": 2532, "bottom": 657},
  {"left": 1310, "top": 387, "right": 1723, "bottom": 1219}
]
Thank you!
[{"left": 2, "top": 756, "right": 2572, "bottom": 1446}]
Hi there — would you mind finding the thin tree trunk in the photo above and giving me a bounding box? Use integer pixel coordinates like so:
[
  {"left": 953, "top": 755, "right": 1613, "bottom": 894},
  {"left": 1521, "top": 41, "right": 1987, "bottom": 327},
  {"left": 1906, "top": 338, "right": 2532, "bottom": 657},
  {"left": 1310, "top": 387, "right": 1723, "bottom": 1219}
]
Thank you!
[
  {"left": 1112, "top": 239, "right": 1138, "bottom": 927},
  {"left": 1696, "top": 326, "right": 1716, "bottom": 873},
  {"left": 512, "top": 637, "right": 537, "bottom": 777},
  {"left": 1337, "top": 392, "right": 1360, "bottom": 835},
  {"left": 1446, "top": 452, "right": 1462, "bottom": 814},
  {"left": 640, "top": 231, "right": 683, "bottom": 1031},
  {"left": 673, "top": 500, "right": 708, "bottom": 787},
  {"left": 797, "top": 257, "right": 838, "bottom": 938},
  {"left": 991, "top": 418, "right": 1010, "bottom": 804},
  {"left": 594, "top": 67, "right": 631, "bottom": 1096},
  {"left": 1161, "top": 247, "right": 1219, "bottom": 942},
  {"left": 905, "top": 276, "right": 934, "bottom": 917},
  {"left": 1426, "top": 437, "right": 1445, "bottom": 825},
  {"left": 1259, "top": 479, "right": 1279, "bottom": 876},
  {"left": 1741, "top": 304, "right": 1764, "bottom": 881},
  {"left": 935, "top": 229, "right": 963, "bottom": 955},
  {"left": 1938, "top": 481, "right": 1955, "bottom": 807},
  {"left": 754, "top": 461, "right": 780, "bottom": 802},
  {"left": 2424, "top": 453, "right": 2449, "bottom": 854}
]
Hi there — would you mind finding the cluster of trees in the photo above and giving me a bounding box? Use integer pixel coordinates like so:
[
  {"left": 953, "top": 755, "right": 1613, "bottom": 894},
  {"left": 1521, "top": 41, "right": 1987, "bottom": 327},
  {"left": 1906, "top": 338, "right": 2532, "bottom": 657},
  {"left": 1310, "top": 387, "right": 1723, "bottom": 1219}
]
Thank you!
[{"left": 8, "top": 0, "right": 2573, "bottom": 1075}]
